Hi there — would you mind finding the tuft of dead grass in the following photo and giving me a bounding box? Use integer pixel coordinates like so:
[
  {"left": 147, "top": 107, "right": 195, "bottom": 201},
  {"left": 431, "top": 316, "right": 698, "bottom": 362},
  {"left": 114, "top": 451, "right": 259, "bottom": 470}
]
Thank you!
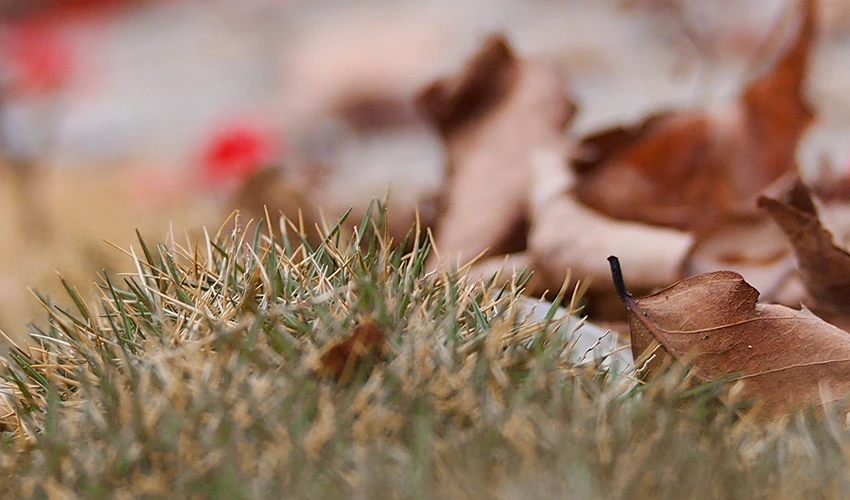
[{"left": 0, "top": 205, "right": 849, "bottom": 498}]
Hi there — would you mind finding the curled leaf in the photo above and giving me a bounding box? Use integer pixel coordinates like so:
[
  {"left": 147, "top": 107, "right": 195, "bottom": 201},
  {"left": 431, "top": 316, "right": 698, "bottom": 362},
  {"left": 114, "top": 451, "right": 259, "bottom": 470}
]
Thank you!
[
  {"left": 610, "top": 256, "right": 850, "bottom": 418},
  {"left": 682, "top": 214, "right": 799, "bottom": 305},
  {"left": 529, "top": 149, "right": 693, "bottom": 312},
  {"left": 573, "top": 0, "right": 815, "bottom": 232},
  {"left": 418, "top": 33, "right": 576, "bottom": 268},
  {"left": 759, "top": 179, "right": 850, "bottom": 317}
]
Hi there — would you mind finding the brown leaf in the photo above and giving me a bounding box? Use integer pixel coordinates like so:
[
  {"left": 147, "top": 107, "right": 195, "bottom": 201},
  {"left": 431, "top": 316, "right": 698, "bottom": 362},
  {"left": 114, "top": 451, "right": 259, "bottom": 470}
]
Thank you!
[
  {"left": 682, "top": 214, "right": 801, "bottom": 305},
  {"left": 609, "top": 257, "right": 850, "bottom": 417},
  {"left": 319, "top": 320, "right": 387, "bottom": 384},
  {"left": 570, "top": 111, "right": 673, "bottom": 176},
  {"left": 679, "top": 172, "right": 806, "bottom": 308},
  {"left": 809, "top": 157, "right": 850, "bottom": 203},
  {"left": 528, "top": 148, "right": 694, "bottom": 317},
  {"left": 228, "top": 160, "right": 327, "bottom": 246},
  {"left": 417, "top": 34, "right": 576, "bottom": 268},
  {"left": 758, "top": 179, "right": 850, "bottom": 317},
  {"left": 573, "top": 0, "right": 815, "bottom": 232},
  {"left": 281, "top": 9, "right": 449, "bottom": 130}
]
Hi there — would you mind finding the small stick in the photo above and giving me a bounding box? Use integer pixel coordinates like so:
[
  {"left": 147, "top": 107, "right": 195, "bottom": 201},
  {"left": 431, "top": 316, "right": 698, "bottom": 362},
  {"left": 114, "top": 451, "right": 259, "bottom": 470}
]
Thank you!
[{"left": 607, "top": 255, "right": 631, "bottom": 301}]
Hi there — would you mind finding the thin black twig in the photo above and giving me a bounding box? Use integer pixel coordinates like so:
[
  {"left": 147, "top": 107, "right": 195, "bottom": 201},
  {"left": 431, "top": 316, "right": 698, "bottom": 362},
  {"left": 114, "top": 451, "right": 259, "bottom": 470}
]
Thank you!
[{"left": 607, "top": 255, "right": 631, "bottom": 302}]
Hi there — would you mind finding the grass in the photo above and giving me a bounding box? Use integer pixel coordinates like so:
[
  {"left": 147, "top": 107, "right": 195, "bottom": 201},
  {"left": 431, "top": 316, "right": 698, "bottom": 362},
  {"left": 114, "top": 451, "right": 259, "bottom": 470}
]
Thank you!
[
  {"left": 0, "top": 204, "right": 849, "bottom": 498},
  {"left": 0, "top": 165, "right": 213, "bottom": 348}
]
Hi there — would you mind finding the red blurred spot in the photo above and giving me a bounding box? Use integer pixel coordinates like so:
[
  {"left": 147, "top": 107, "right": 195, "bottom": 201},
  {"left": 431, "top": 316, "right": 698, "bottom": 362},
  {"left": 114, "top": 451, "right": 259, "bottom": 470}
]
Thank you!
[
  {"left": 3, "top": 0, "right": 152, "bottom": 20},
  {"left": 199, "top": 122, "right": 281, "bottom": 187},
  {"left": 1, "top": 21, "right": 74, "bottom": 95}
]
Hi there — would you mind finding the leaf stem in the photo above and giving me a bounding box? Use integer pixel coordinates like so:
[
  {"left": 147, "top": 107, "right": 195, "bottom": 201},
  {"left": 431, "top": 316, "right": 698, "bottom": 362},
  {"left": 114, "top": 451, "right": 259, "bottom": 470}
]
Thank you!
[{"left": 607, "top": 255, "right": 630, "bottom": 301}]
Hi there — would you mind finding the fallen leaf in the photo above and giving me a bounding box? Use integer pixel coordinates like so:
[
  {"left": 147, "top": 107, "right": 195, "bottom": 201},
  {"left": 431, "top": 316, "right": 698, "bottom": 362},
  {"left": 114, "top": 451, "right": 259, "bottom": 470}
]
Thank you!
[
  {"left": 281, "top": 8, "right": 448, "bottom": 130},
  {"left": 530, "top": 0, "right": 815, "bottom": 319},
  {"left": 808, "top": 157, "right": 850, "bottom": 203},
  {"left": 570, "top": 111, "right": 672, "bottom": 176},
  {"left": 528, "top": 148, "right": 694, "bottom": 317},
  {"left": 682, "top": 213, "right": 801, "bottom": 305},
  {"left": 417, "top": 33, "right": 577, "bottom": 268},
  {"left": 758, "top": 178, "right": 850, "bottom": 317},
  {"left": 227, "top": 160, "right": 328, "bottom": 247},
  {"left": 319, "top": 320, "right": 387, "bottom": 384},
  {"left": 572, "top": 0, "right": 815, "bottom": 232},
  {"left": 608, "top": 256, "right": 850, "bottom": 418}
]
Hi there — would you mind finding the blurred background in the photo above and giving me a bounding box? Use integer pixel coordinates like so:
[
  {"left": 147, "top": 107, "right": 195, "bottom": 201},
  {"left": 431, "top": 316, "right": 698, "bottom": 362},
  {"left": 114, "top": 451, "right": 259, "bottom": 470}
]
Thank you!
[{"left": 0, "top": 0, "right": 850, "bottom": 345}]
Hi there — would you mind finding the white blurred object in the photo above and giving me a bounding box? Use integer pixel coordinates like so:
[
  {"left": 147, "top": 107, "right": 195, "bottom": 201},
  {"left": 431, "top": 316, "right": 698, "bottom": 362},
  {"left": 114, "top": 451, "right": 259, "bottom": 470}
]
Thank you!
[
  {"left": 0, "top": 96, "right": 59, "bottom": 162},
  {"left": 515, "top": 296, "right": 633, "bottom": 372}
]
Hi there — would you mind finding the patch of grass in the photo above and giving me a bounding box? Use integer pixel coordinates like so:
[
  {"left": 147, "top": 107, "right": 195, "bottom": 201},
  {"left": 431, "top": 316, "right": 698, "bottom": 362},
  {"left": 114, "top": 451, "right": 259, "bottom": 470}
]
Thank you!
[
  {"left": 0, "top": 205, "right": 849, "bottom": 498},
  {"left": 0, "top": 165, "right": 213, "bottom": 348}
]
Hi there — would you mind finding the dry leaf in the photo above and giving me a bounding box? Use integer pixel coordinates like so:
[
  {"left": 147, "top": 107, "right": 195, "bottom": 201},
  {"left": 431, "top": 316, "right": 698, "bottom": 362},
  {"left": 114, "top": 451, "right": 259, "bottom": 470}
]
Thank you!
[
  {"left": 530, "top": 0, "right": 815, "bottom": 319},
  {"left": 758, "top": 178, "right": 850, "bottom": 317},
  {"left": 682, "top": 172, "right": 803, "bottom": 303},
  {"left": 573, "top": 0, "right": 815, "bottom": 232},
  {"left": 228, "top": 160, "right": 327, "bottom": 246},
  {"left": 809, "top": 157, "right": 850, "bottom": 203},
  {"left": 570, "top": 111, "right": 672, "bottom": 176},
  {"left": 417, "top": 33, "right": 576, "bottom": 268},
  {"left": 318, "top": 320, "right": 387, "bottom": 384},
  {"left": 281, "top": 9, "right": 448, "bottom": 130},
  {"left": 682, "top": 216, "right": 803, "bottom": 306},
  {"left": 528, "top": 148, "right": 694, "bottom": 315},
  {"left": 609, "top": 256, "right": 850, "bottom": 418}
]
